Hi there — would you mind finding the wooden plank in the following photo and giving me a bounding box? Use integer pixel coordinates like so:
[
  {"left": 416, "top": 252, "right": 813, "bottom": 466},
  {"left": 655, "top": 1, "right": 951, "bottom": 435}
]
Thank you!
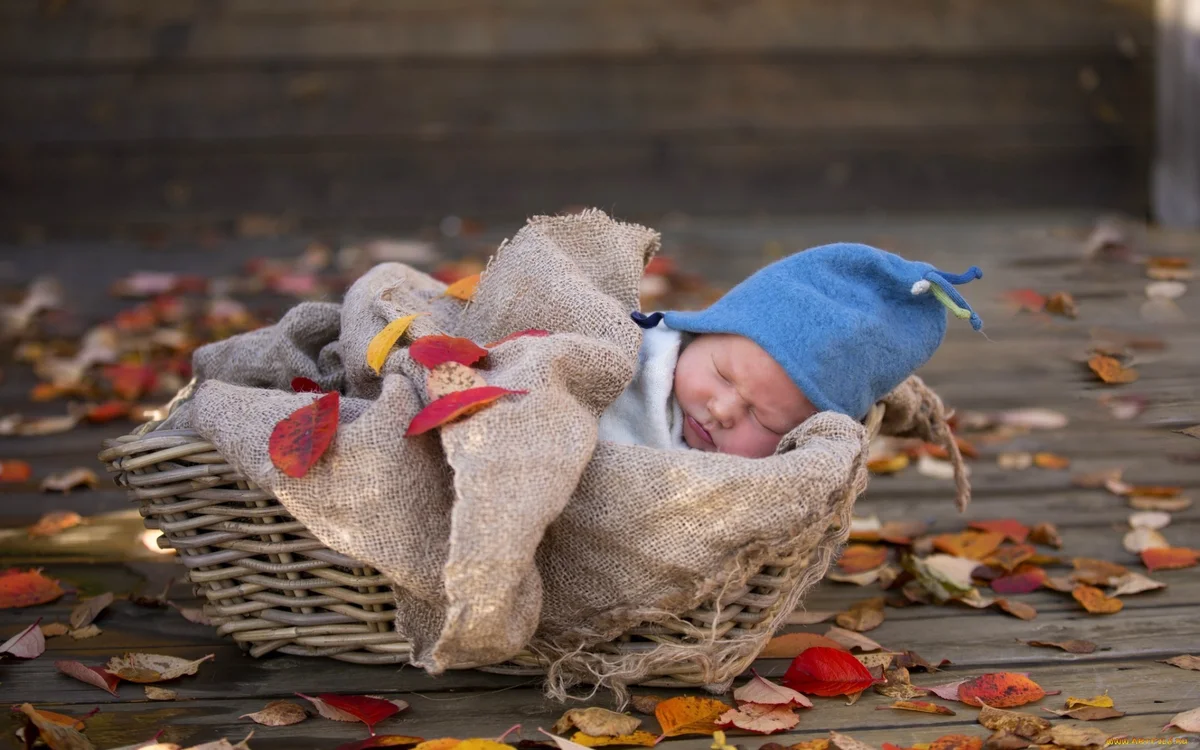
[
  {"left": 0, "top": 659, "right": 1190, "bottom": 748},
  {"left": 0, "top": 56, "right": 1150, "bottom": 145},
  {"left": 1154, "top": 0, "right": 1200, "bottom": 227},
  {"left": 0, "top": 139, "right": 1148, "bottom": 237},
  {"left": 0, "top": 0, "right": 1155, "bottom": 64}
]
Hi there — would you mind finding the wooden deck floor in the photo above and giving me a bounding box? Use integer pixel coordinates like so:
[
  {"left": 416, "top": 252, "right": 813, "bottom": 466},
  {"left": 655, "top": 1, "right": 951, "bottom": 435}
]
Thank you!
[{"left": 2, "top": 213, "right": 1198, "bottom": 748}]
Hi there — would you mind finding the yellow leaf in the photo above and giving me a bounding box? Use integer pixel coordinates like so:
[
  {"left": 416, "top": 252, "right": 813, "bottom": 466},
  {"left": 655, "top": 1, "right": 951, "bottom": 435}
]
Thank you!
[
  {"left": 411, "top": 740, "right": 461, "bottom": 750},
  {"left": 455, "top": 742, "right": 517, "bottom": 750},
  {"left": 570, "top": 730, "right": 659, "bottom": 747},
  {"left": 442, "top": 273, "right": 482, "bottom": 301},
  {"left": 867, "top": 453, "right": 909, "bottom": 474},
  {"left": 1066, "top": 694, "right": 1114, "bottom": 709},
  {"left": 366, "top": 313, "right": 427, "bottom": 375},
  {"left": 654, "top": 696, "right": 732, "bottom": 737}
]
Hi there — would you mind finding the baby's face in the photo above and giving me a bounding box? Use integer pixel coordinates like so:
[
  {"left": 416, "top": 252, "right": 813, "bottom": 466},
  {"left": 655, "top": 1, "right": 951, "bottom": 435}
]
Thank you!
[{"left": 674, "top": 333, "right": 818, "bottom": 458}]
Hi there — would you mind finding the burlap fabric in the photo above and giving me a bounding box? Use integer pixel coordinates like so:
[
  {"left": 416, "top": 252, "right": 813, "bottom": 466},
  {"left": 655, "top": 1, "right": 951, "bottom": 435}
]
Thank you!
[{"left": 159, "top": 209, "right": 967, "bottom": 700}]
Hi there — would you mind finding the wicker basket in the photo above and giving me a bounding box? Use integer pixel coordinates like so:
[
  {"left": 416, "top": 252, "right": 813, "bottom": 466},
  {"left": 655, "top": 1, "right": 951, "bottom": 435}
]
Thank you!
[{"left": 98, "top": 402, "right": 884, "bottom": 687}]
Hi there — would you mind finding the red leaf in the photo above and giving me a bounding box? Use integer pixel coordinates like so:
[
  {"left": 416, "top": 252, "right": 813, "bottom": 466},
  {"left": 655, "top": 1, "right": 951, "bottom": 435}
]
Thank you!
[
  {"left": 781, "top": 646, "right": 879, "bottom": 697},
  {"left": 0, "top": 569, "right": 65, "bottom": 609},
  {"left": 405, "top": 386, "right": 527, "bottom": 437},
  {"left": 0, "top": 460, "right": 33, "bottom": 483},
  {"left": 297, "top": 693, "right": 402, "bottom": 735},
  {"left": 269, "top": 392, "right": 340, "bottom": 478},
  {"left": 84, "top": 401, "right": 133, "bottom": 423},
  {"left": 55, "top": 660, "right": 122, "bottom": 696},
  {"left": 0, "top": 619, "right": 46, "bottom": 659},
  {"left": 334, "top": 737, "right": 425, "bottom": 750},
  {"left": 103, "top": 363, "right": 159, "bottom": 401},
  {"left": 1141, "top": 547, "right": 1198, "bottom": 572},
  {"left": 990, "top": 565, "right": 1047, "bottom": 595},
  {"left": 409, "top": 335, "right": 489, "bottom": 369},
  {"left": 957, "top": 672, "right": 1045, "bottom": 708},
  {"left": 968, "top": 519, "right": 1030, "bottom": 544},
  {"left": 484, "top": 329, "right": 550, "bottom": 348},
  {"left": 291, "top": 376, "right": 324, "bottom": 393}
]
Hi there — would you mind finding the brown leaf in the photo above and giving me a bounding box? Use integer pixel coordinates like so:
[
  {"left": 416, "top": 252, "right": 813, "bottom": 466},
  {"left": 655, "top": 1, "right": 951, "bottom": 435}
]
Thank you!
[
  {"left": 1072, "top": 557, "right": 1128, "bottom": 581},
  {"left": 70, "top": 592, "right": 114, "bottom": 629},
  {"left": 1044, "top": 706, "right": 1125, "bottom": 721},
  {"left": 1159, "top": 654, "right": 1200, "bottom": 671},
  {"left": 552, "top": 707, "right": 640, "bottom": 737},
  {"left": 977, "top": 703, "right": 1051, "bottom": 739},
  {"left": 715, "top": 702, "right": 800, "bottom": 734},
  {"left": 759, "top": 632, "right": 848, "bottom": 658},
  {"left": 829, "top": 731, "right": 880, "bottom": 750},
  {"left": 994, "top": 599, "right": 1037, "bottom": 621},
  {"left": 27, "top": 511, "right": 84, "bottom": 537},
  {"left": 835, "top": 596, "right": 885, "bottom": 632},
  {"left": 1043, "top": 291, "right": 1078, "bottom": 318},
  {"left": 854, "top": 652, "right": 898, "bottom": 671},
  {"left": 240, "top": 700, "right": 309, "bottom": 727},
  {"left": 874, "top": 666, "right": 925, "bottom": 699},
  {"left": 1020, "top": 639, "right": 1097, "bottom": 654},
  {"left": 1164, "top": 706, "right": 1200, "bottom": 732},
  {"left": 16, "top": 703, "right": 96, "bottom": 750},
  {"left": 1028, "top": 522, "right": 1062, "bottom": 548},
  {"left": 984, "top": 544, "right": 1036, "bottom": 573},
  {"left": 41, "top": 622, "right": 69, "bottom": 637},
  {"left": 145, "top": 686, "right": 177, "bottom": 701},
  {"left": 878, "top": 700, "right": 955, "bottom": 715},
  {"left": 1032, "top": 452, "right": 1070, "bottom": 470},
  {"left": 894, "top": 650, "right": 950, "bottom": 672},
  {"left": 68, "top": 625, "right": 102, "bottom": 640},
  {"left": 1072, "top": 585, "right": 1123, "bottom": 614},
  {"left": 1038, "top": 724, "right": 1110, "bottom": 748},
  {"left": 629, "top": 695, "right": 662, "bottom": 715},
  {"left": 981, "top": 730, "right": 1032, "bottom": 750},
  {"left": 425, "top": 362, "right": 487, "bottom": 401},
  {"left": 106, "top": 652, "right": 215, "bottom": 683},
  {"left": 1088, "top": 354, "right": 1138, "bottom": 384},
  {"left": 40, "top": 467, "right": 100, "bottom": 493},
  {"left": 824, "top": 625, "right": 885, "bottom": 652}
]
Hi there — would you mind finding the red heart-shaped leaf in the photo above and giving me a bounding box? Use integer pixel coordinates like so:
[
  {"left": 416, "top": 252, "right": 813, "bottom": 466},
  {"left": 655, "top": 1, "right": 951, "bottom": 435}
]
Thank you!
[
  {"left": 409, "top": 335, "right": 489, "bottom": 369},
  {"left": 484, "top": 329, "right": 550, "bottom": 348},
  {"left": 269, "top": 391, "right": 340, "bottom": 478},
  {"left": 781, "top": 646, "right": 879, "bottom": 696},
  {"left": 405, "top": 386, "right": 527, "bottom": 437},
  {"left": 291, "top": 376, "right": 324, "bottom": 393}
]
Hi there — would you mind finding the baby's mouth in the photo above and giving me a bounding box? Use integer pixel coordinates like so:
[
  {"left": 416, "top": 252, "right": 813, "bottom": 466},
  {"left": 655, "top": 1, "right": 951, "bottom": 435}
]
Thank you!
[{"left": 686, "top": 414, "right": 714, "bottom": 446}]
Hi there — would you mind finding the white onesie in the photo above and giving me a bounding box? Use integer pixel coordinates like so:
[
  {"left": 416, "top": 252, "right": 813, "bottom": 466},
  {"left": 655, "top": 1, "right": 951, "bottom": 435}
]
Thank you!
[{"left": 596, "top": 322, "right": 690, "bottom": 451}]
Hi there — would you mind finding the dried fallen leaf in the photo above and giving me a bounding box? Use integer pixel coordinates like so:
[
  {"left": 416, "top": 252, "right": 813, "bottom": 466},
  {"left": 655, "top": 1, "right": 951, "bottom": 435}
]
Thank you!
[
  {"left": 993, "top": 599, "right": 1037, "bottom": 621},
  {"left": 782, "top": 646, "right": 880, "bottom": 697},
  {"left": 0, "top": 620, "right": 46, "bottom": 659},
  {"left": 990, "top": 565, "right": 1046, "bottom": 595},
  {"left": 1072, "top": 557, "right": 1128, "bottom": 583},
  {"left": 1128, "top": 510, "right": 1171, "bottom": 530},
  {"left": 1141, "top": 547, "right": 1199, "bottom": 572},
  {"left": 240, "top": 700, "right": 309, "bottom": 727},
  {"left": 997, "top": 452, "right": 1033, "bottom": 471},
  {"left": 41, "top": 467, "right": 100, "bottom": 494},
  {"left": 933, "top": 531, "right": 1006, "bottom": 561},
  {"left": 425, "top": 361, "right": 487, "bottom": 401},
  {"left": 984, "top": 544, "right": 1037, "bottom": 573},
  {"left": 629, "top": 695, "right": 662, "bottom": 715},
  {"left": 835, "top": 596, "right": 885, "bottom": 632},
  {"left": 1020, "top": 639, "right": 1097, "bottom": 654},
  {"left": 0, "top": 568, "right": 65, "bottom": 608},
  {"left": 855, "top": 652, "right": 899, "bottom": 671},
  {"left": 1033, "top": 453, "right": 1070, "bottom": 470},
  {"left": 296, "top": 693, "right": 405, "bottom": 735},
  {"left": 759, "top": 632, "right": 848, "bottom": 658},
  {"left": 1044, "top": 705, "right": 1125, "bottom": 721},
  {"left": 1066, "top": 695, "right": 1113, "bottom": 709},
  {"left": 1128, "top": 494, "right": 1193, "bottom": 511},
  {"left": 958, "top": 673, "right": 1046, "bottom": 708},
  {"left": 1028, "top": 522, "right": 1062, "bottom": 548},
  {"left": 1039, "top": 724, "right": 1110, "bottom": 748},
  {"left": 145, "top": 686, "right": 178, "bottom": 701},
  {"left": 921, "top": 678, "right": 969, "bottom": 701},
  {"left": 837, "top": 545, "right": 889, "bottom": 574},
  {"left": 268, "top": 391, "right": 340, "bottom": 478},
  {"left": 715, "top": 702, "right": 800, "bottom": 734},
  {"left": 1164, "top": 706, "right": 1200, "bottom": 732},
  {"left": 27, "top": 510, "right": 85, "bottom": 537},
  {"left": 106, "top": 653, "right": 215, "bottom": 683},
  {"left": 968, "top": 520, "right": 1030, "bottom": 544},
  {"left": 824, "top": 626, "right": 886, "bottom": 652},
  {"left": 874, "top": 665, "right": 924, "bottom": 699},
  {"left": 733, "top": 670, "right": 813, "bottom": 708},
  {"left": 787, "top": 610, "right": 838, "bottom": 625},
  {"left": 867, "top": 453, "right": 910, "bottom": 474},
  {"left": 366, "top": 313, "right": 427, "bottom": 375},
  {"left": 55, "top": 660, "right": 121, "bottom": 696},
  {"left": 1087, "top": 354, "right": 1138, "bottom": 384},
  {"left": 894, "top": 651, "right": 950, "bottom": 672},
  {"left": 552, "top": 707, "right": 640, "bottom": 737},
  {"left": 829, "top": 731, "right": 880, "bottom": 750},
  {"left": 878, "top": 700, "right": 955, "bottom": 715},
  {"left": 0, "top": 458, "right": 34, "bottom": 482},
  {"left": 654, "top": 695, "right": 732, "bottom": 737},
  {"left": 1002, "top": 289, "right": 1047, "bottom": 313},
  {"left": 977, "top": 703, "right": 1050, "bottom": 739},
  {"left": 442, "top": 272, "right": 481, "bottom": 301},
  {"left": 1107, "top": 571, "right": 1166, "bottom": 596},
  {"left": 1071, "top": 585, "right": 1123, "bottom": 614},
  {"left": 405, "top": 386, "right": 527, "bottom": 436},
  {"left": 68, "top": 624, "right": 102, "bottom": 640},
  {"left": 1042, "top": 575, "right": 1077, "bottom": 593},
  {"left": 1159, "top": 654, "right": 1200, "bottom": 671},
  {"left": 1122, "top": 526, "right": 1169, "bottom": 554},
  {"left": 70, "top": 592, "right": 115, "bottom": 629},
  {"left": 17, "top": 703, "right": 96, "bottom": 750},
  {"left": 568, "top": 730, "right": 658, "bottom": 748},
  {"left": 909, "top": 554, "right": 978, "bottom": 601}
]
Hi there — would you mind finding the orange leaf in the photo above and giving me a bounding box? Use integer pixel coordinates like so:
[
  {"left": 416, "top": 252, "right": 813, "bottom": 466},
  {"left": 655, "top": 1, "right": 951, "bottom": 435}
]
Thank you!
[
  {"left": 1147, "top": 256, "right": 1190, "bottom": 269},
  {"left": 408, "top": 334, "right": 489, "bottom": 369},
  {"left": 968, "top": 519, "right": 1030, "bottom": 544},
  {"left": 1088, "top": 355, "right": 1138, "bottom": 384},
  {"left": 26, "top": 707, "right": 88, "bottom": 731},
  {"left": 782, "top": 646, "right": 880, "bottom": 697},
  {"left": 405, "top": 386, "right": 526, "bottom": 437},
  {"left": 758, "top": 632, "right": 848, "bottom": 658},
  {"left": 837, "top": 545, "right": 888, "bottom": 574},
  {"left": 268, "top": 392, "right": 340, "bottom": 478},
  {"left": 957, "top": 672, "right": 1046, "bottom": 708},
  {"left": 654, "top": 695, "right": 732, "bottom": 737},
  {"left": 484, "top": 329, "right": 550, "bottom": 348},
  {"left": 28, "top": 511, "right": 84, "bottom": 538},
  {"left": 1141, "top": 547, "right": 1199, "bottom": 572},
  {"left": 928, "top": 736, "right": 983, "bottom": 750},
  {"left": 990, "top": 565, "right": 1046, "bottom": 594},
  {"left": 1127, "top": 485, "right": 1183, "bottom": 498},
  {"left": 1003, "top": 289, "right": 1046, "bottom": 312},
  {"left": 867, "top": 454, "right": 909, "bottom": 474},
  {"left": 1033, "top": 452, "right": 1071, "bottom": 470},
  {"left": 0, "top": 569, "right": 65, "bottom": 609},
  {"left": 0, "top": 459, "right": 33, "bottom": 483},
  {"left": 1044, "top": 291, "right": 1078, "bottom": 318},
  {"left": 878, "top": 700, "right": 956, "bottom": 715},
  {"left": 984, "top": 544, "right": 1037, "bottom": 572},
  {"left": 994, "top": 598, "right": 1038, "bottom": 621},
  {"left": 932, "top": 530, "right": 1005, "bottom": 560},
  {"left": 442, "top": 272, "right": 481, "bottom": 301},
  {"left": 1072, "top": 584, "right": 1123, "bottom": 614},
  {"left": 84, "top": 400, "right": 133, "bottom": 423}
]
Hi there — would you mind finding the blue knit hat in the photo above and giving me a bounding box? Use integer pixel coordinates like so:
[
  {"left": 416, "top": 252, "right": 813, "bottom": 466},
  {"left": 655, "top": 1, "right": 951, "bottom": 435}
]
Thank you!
[{"left": 640, "top": 242, "right": 983, "bottom": 420}]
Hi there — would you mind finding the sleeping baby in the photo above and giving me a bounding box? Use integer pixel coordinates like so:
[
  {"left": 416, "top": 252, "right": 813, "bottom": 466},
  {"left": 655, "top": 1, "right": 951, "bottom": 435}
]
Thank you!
[{"left": 597, "top": 242, "right": 984, "bottom": 457}]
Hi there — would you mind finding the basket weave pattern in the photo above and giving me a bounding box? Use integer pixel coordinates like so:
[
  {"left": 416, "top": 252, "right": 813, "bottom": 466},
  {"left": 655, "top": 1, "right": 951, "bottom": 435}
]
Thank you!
[{"left": 99, "top": 405, "right": 882, "bottom": 686}]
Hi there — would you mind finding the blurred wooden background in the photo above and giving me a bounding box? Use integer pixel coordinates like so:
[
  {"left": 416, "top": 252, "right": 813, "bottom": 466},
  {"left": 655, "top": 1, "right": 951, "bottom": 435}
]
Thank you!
[{"left": 0, "top": 0, "right": 1156, "bottom": 239}]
